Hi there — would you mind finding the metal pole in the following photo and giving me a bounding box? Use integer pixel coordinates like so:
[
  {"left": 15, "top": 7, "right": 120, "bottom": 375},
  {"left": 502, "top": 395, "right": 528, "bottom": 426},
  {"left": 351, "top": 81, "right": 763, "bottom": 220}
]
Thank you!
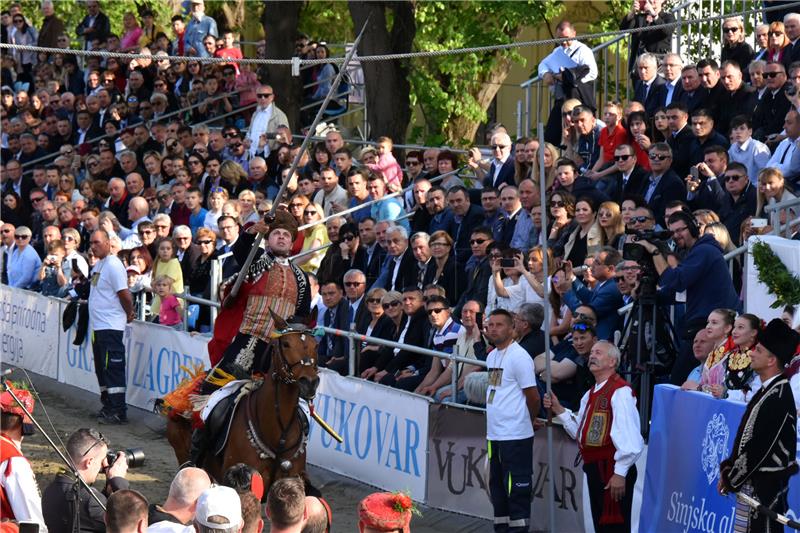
[
  {"left": 539, "top": 122, "right": 557, "bottom": 533},
  {"left": 450, "top": 349, "right": 458, "bottom": 405},
  {"left": 348, "top": 321, "right": 357, "bottom": 376},
  {"left": 226, "top": 19, "right": 370, "bottom": 304},
  {"left": 137, "top": 291, "right": 146, "bottom": 321}
]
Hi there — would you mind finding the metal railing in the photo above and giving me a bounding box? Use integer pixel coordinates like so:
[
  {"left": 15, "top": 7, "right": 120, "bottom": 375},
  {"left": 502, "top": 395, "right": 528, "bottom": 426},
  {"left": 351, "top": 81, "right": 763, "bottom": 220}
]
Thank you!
[
  {"left": 319, "top": 324, "right": 486, "bottom": 406},
  {"left": 517, "top": 0, "right": 763, "bottom": 137}
]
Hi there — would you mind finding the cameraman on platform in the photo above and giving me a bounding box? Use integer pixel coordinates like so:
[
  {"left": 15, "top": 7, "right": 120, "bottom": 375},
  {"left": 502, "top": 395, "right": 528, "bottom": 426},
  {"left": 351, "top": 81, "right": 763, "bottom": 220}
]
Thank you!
[
  {"left": 42, "top": 428, "right": 129, "bottom": 533},
  {"left": 632, "top": 210, "right": 739, "bottom": 385}
]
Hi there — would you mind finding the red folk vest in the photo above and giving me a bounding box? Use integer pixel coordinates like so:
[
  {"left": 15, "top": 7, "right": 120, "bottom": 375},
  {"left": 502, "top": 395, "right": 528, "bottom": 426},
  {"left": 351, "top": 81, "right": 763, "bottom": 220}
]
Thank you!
[
  {"left": 579, "top": 373, "right": 631, "bottom": 464},
  {"left": 0, "top": 435, "right": 25, "bottom": 522}
]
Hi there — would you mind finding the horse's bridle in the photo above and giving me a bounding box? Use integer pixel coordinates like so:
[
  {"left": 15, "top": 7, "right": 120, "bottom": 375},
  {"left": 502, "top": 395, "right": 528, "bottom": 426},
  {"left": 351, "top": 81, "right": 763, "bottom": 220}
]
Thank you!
[{"left": 269, "top": 328, "right": 317, "bottom": 385}]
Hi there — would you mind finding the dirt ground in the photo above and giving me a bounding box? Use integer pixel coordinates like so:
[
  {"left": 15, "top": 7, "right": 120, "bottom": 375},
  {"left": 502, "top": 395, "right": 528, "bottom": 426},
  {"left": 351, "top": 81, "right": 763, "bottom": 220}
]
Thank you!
[{"left": 17, "top": 372, "right": 490, "bottom": 533}]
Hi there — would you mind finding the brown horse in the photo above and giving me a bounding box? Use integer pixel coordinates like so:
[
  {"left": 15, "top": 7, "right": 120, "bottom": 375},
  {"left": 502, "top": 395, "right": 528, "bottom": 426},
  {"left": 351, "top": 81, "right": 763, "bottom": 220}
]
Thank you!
[{"left": 166, "top": 313, "right": 320, "bottom": 489}]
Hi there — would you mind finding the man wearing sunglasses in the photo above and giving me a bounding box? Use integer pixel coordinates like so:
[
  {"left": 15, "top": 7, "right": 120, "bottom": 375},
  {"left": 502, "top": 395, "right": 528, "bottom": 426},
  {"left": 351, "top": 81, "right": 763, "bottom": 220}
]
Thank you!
[
  {"left": 640, "top": 143, "right": 686, "bottom": 227},
  {"left": 7, "top": 226, "right": 41, "bottom": 289},
  {"left": 607, "top": 144, "right": 647, "bottom": 203},
  {"left": 43, "top": 428, "right": 129, "bottom": 533},
  {"left": 246, "top": 84, "right": 289, "bottom": 158},
  {"left": 752, "top": 61, "right": 790, "bottom": 142}
]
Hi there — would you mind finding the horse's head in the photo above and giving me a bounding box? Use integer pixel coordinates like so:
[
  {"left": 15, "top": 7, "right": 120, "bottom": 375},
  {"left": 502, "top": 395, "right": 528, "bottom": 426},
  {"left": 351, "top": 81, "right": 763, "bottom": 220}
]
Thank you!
[{"left": 269, "top": 309, "right": 320, "bottom": 400}]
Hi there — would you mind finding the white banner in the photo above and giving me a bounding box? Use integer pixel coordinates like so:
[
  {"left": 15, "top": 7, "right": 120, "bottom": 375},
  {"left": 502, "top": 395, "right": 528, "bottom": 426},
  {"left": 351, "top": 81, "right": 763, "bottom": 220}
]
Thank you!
[
  {"left": 746, "top": 235, "right": 800, "bottom": 320},
  {"left": 0, "top": 286, "right": 60, "bottom": 379},
  {"left": 59, "top": 318, "right": 210, "bottom": 411},
  {"left": 124, "top": 322, "right": 210, "bottom": 410},
  {"left": 307, "top": 369, "right": 431, "bottom": 501}
]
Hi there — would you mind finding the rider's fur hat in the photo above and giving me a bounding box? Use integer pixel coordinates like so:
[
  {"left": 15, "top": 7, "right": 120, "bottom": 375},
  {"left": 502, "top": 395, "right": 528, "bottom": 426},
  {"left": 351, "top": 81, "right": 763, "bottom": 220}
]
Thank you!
[{"left": 268, "top": 210, "right": 299, "bottom": 240}]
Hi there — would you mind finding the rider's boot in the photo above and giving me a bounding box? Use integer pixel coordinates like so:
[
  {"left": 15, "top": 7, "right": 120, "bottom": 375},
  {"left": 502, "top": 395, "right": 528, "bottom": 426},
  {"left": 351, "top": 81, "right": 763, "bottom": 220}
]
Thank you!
[{"left": 187, "top": 426, "right": 208, "bottom": 468}]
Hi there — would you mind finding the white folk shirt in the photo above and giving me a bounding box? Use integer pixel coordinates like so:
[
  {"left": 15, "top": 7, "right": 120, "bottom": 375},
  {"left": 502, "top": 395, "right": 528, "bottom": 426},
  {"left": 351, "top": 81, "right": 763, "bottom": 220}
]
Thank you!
[
  {"left": 556, "top": 378, "right": 644, "bottom": 476},
  {"left": 485, "top": 341, "right": 537, "bottom": 441},
  {"left": 0, "top": 436, "right": 47, "bottom": 531},
  {"left": 88, "top": 254, "right": 129, "bottom": 331}
]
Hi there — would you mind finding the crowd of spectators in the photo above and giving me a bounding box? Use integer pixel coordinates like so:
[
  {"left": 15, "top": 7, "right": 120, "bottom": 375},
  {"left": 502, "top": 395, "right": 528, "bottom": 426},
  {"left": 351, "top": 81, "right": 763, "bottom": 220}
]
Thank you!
[
  {"left": 3, "top": 0, "right": 800, "bottom": 400},
  {"left": 6, "top": 0, "right": 800, "bottom": 530}
]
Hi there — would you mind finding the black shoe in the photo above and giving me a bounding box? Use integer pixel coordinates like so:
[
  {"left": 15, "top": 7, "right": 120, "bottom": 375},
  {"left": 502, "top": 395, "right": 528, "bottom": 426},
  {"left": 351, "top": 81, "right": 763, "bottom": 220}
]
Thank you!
[
  {"left": 97, "top": 412, "right": 129, "bottom": 425},
  {"left": 93, "top": 406, "right": 110, "bottom": 418}
]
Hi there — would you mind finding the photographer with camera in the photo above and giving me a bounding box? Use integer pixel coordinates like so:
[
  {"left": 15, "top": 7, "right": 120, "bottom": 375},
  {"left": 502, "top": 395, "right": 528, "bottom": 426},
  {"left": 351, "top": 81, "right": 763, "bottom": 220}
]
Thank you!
[
  {"left": 632, "top": 211, "right": 739, "bottom": 384},
  {"left": 42, "top": 428, "right": 131, "bottom": 533}
]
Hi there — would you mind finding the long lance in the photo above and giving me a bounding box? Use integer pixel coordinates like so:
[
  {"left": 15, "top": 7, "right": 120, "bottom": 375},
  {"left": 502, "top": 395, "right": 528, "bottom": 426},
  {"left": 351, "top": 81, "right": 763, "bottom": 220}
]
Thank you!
[{"left": 224, "top": 18, "right": 370, "bottom": 307}]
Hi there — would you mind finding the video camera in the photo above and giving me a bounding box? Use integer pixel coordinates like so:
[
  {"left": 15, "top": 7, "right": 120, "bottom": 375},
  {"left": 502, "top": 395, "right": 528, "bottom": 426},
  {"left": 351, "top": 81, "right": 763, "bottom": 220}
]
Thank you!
[
  {"left": 622, "top": 228, "right": 671, "bottom": 302},
  {"left": 105, "top": 448, "right": 146, "bottom": 469}
]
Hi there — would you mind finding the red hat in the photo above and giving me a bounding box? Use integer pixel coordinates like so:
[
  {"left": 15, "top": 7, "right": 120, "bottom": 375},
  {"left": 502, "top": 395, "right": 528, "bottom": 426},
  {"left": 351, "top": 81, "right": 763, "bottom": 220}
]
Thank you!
[
  {"left": 0, "top": 385, "right": 34, "bottom": 424},
  {"left": 358, "top": 492, "right": 413, "bottom": 533}
]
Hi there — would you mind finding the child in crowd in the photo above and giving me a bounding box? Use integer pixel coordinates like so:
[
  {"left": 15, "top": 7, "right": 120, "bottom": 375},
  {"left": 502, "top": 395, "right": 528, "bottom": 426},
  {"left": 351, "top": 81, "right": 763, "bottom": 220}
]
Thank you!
[
  {"left": 370, "top": 137, "right": 404, "bottom": 192},
  {"left": 153, "top": 274, "right": 183, "bottom": 330},
  {"left": 150, "top": 239, "right": 184, "bottom": 317}
]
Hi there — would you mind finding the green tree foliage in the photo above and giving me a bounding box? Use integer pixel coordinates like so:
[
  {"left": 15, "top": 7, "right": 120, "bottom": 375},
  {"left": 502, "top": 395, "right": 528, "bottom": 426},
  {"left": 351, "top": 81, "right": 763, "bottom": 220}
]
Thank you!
[
  {"left": 409, "top": 1, "right": 562, "bottom": 145},
  {"left": 15, "top": 0, "right": 176, "bottom": 49}
]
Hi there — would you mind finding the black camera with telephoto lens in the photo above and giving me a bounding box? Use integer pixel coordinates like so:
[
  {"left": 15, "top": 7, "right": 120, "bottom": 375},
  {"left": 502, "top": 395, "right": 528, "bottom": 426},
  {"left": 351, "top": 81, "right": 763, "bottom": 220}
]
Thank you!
[
  {"left": 106, "top": 447, "right": 146, "bottom": 468},
  {"left": 622, "top": 229, "right": 671, "bottom": 302}
]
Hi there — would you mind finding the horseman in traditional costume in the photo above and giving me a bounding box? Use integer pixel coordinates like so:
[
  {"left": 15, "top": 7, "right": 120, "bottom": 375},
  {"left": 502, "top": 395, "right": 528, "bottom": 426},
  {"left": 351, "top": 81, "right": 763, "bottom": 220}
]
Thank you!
[{"left": 189, "top": 210, "right": 311, "bottom": 466}]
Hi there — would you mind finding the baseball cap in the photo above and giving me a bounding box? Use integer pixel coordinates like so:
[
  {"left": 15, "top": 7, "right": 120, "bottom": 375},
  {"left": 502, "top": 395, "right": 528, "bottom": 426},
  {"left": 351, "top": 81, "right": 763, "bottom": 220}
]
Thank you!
[
  {"left": 126, "top": 265, "right": 142, "bottom": 275},
  {"left": 195, "top": 486, "right": 242, "bottom": 528}
]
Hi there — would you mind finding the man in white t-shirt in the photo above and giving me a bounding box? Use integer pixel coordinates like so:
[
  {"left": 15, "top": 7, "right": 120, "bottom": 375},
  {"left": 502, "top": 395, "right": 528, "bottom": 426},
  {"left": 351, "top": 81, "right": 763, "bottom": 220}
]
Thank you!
[
  {"left": 88, "top": 229, "right": 134, "bottom": 424},
  {"left": 484, "top": 309, "right": 540, "bottom": 533}
]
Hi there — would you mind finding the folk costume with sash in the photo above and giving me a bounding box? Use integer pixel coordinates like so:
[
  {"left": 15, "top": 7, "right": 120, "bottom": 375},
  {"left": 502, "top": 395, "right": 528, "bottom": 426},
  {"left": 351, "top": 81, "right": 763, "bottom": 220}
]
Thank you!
[
  {"left": 720, "top": 319, "right": 799, "bottom": 533},
  {"left": 0, "top": 386, "right": 46, "bottom": 530},
  {"left": 557, "top": 373, "right": 643, "bottom": 533},
  {"left": 204, "top": 211, "right": 311, "bottom": 391}
]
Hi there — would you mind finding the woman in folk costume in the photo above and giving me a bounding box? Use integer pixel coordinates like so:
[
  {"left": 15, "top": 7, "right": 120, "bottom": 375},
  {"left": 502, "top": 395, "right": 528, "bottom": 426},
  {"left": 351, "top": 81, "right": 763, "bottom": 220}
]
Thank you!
[
  {"left": 724, "top": 314, "right": 763, "bottom": 403},
  {"left": 719, "top": 319, "right": 800, "bottom": 533},
  {"left": 699, "top": 308, "right": 736, "bottom": 396}
]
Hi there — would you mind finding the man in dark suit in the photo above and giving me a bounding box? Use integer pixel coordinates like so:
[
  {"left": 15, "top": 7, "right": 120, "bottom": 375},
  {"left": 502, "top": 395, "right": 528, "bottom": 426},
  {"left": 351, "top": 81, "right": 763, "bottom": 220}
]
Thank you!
[
  {"left": 361, "top": 218, "right": 386, "bottom": 288},
  {"left": 696, "top": 59, "right": 726, "bottom": 125},
  {"left": 216, "top": 215, "right": 240, "bottom": 279},
  {"left": 481, "top": 131, "right": 516, "bottom": 190},
  {"left": 343, "top": 269, "right": 371, "bottom": 333},
  {"left": 515, "top": 303, "right": 546, "bottom": 359},
  {"left": 781, "top": 13, "right": 800, "bottom": 69},
  {"left": 716, "top": 61, "right": 758, "bottom": 136},
  {"left": 653, "top": 52, "right": 685, "bottom": 108},
  {"left": 446, "top": 186, "right": 486, "bottom": 265},
  {"left": 640, "top": 143, "right": 687, "bottom": 226},
  {"left": 677, "top": 65, "right": 706, "bottom": 115},
  {"left": 2, "top": 160, "right": 35, "bottom": 221},
  {"left": 607, "top": 144, "right": 649, "bottom": 203},
  {"left": 454, "top": 227, "right": 494, "bottom": 317},
  {"left": 175, "top": 225, "right": 202, "bottom": 283},
  {"left": 560, "top": 247, "right": 624, "bottom": 341},
  {"left": 376, "top": 286, "right": 432, "bottom": 392},
  {"left": 620, "top": 0, "right": 675, "bottom": 75},
  {"left": 318, "top": 281, "right": 351, "bottom": 375},
  {"left": 75, "top": 0, "right": 110, "bottom": 49},
  {"left": 752, "top": 62, "right": 791, "bottom": 141},
  {"left": 688, "top": 109, "right": 729, "bottom": 165},
  {"left": 633, "top": 53, "right": 666, "bottom": 118},
  {"left": 372, "top": 225, "right": 418, "bottom": 292},
  {"left": 687, "top": 145, "right": 730, "bottom": 214},
  {"left": 322, "top": 223, "right": 368, "bottom": 287},
  {"left": 665, "top": 102, "right": 696, "bottom": 178}
]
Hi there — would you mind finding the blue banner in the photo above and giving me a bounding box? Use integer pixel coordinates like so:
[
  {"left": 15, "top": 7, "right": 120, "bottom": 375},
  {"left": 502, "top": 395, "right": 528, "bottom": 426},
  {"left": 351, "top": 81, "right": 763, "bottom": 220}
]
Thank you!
[{"left": 641, "top": 384, "right": 800, "bottom": 532}]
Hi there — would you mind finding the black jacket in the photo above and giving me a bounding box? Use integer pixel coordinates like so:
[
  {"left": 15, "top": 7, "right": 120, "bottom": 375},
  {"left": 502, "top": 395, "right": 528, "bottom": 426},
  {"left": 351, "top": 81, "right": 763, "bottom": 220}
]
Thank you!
[
  {"left": 752, "top": 84, "right": 792, "bottom": 141},
  {"left": 716, "top": 86, "right": 758, "bottom": 136},
  {"left": 555, "top": 176, "right": 609, "bottom": 207},
  {"left": 448, "top": 204, "right": 486, "bottom": 265},
  {"left": 43, "top": 472, "right": 128, "bottom": 533},
  {"left": 720, "top": 183, "right": 757, "bottom": 245},
  {"left": 689, "top": 131, "right": 730, "bottom": 167},
  {"left": 318, "top": 298, "right": 350, "bottom": 365},
  {"left": 364, "top": 243, "right": 386, "bottom": 289},
  {"left": 634, "top": 75, "right": 666, "bottom": 118},
  {"left": 620, "top": 11, "right": 675, "bottom": 71},
  {"left": 383, "top": 309, "right": 432, "bottom": 376},
  {"left": 607, "top": 166, "right": 649, "bottom": 204},
  {"left": 666, "top": 125, "right": 696, "bottom": 178},
  {"left": 423, "top": 256, "right": 464, "bottom": 305},
  {"left": 639, "top": 169, "right": 687, "bottom": 227}
]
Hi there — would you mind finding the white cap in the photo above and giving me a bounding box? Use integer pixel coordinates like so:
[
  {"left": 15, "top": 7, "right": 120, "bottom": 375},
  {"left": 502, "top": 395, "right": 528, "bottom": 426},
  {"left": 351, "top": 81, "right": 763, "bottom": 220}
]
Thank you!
[{"left": 195, "top": 486, "right": 242, "bottom": 528}]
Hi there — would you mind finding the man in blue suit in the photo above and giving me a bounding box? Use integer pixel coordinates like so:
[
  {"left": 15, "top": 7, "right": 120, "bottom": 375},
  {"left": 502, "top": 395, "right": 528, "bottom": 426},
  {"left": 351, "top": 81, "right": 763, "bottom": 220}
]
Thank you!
[{"left": 558, "top": 247, "right": 624, "bottom": 341}]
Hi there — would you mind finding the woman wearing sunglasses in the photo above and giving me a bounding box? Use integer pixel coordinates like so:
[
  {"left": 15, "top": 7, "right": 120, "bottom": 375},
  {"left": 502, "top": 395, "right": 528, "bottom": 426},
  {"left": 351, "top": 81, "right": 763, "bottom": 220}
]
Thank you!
[
  {"left": 296, "top": 202, "right": 329, "bottom": 273},
  {"left": 360, "top": 291, "right": 405, "bottom": 381}
]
